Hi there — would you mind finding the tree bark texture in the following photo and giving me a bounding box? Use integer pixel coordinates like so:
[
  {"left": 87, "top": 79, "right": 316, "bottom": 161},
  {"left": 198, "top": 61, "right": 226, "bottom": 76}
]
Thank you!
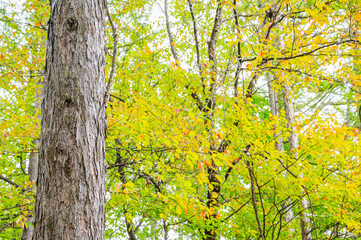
[{"left": 34, "top": 0, "right": 107, "bottom": 239}]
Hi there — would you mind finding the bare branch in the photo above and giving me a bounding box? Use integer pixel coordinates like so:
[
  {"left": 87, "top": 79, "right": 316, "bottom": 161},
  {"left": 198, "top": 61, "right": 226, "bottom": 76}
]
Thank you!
[
  {"left": 242, "top": 39, "right": 359, "bottom": 63},
  {"left": 233, "top": 0, "right": 242, "bottom": 99},
  {"left": 246, "top": 161, "right": 266, "bottom": 240},
  {"left": 188, "top": 0, "right": 205, "bottom": 93},
  {"left": 0, "top": 175, "right": 21, "bottom": 189},
  {"left": 223, "top": 198, "right": 251, "bottom": 222},
  {"left": 164, "top": 0, "right": 179, "bottom": 62},
  {"left": 165, "top": 0, "right": 207, "bottom": 112},
  {"left": 104, "top": 3, "right": 119, "bottom": 107},
  {"left": 208, "top": 0, "right": 223, "bottom": 70}
]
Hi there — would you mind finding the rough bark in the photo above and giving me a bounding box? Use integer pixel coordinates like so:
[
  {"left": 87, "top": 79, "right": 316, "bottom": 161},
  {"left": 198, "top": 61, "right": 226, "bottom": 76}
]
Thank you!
[{"left": 34, "top": 0, "right": 107, "bottom": 239}]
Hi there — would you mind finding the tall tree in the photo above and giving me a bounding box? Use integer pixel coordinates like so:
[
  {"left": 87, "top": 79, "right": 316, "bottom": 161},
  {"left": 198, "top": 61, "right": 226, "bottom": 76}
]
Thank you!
[
  {"left": 33, "top": 0, "right": 107, "bottom": 239},
  {"left": 1, "top": 0, "right": 361, "bottom": 239}
]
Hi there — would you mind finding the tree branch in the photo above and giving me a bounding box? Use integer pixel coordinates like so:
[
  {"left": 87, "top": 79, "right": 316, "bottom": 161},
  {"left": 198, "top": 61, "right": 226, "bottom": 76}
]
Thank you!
[
  {"left": 233, "top": 0, "right": 242, "bottom": 99},
  {"left": 165, "top": 0, "right": 206, "bottom": 112},
  {"left": 246, "top": 161, "right": 266, "bottom": 240},
  {"left": 104, "top": 3, "right": 119, "bottom": 107},
  {"left": 0, "top": 175, "right": 21, "bottom": 188},
  {"left": 187, "top": 0, "right": 206, "bottom": 94},
  {"left": 241, "top": 39, "right": 359, "bottom": 63},
  {"left": 164, "top": 0, "right": 179, "bottom": 62}
]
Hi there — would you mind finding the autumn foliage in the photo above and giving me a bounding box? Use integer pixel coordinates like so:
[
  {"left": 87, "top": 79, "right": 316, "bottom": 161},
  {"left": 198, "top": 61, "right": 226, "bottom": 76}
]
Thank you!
[{"left": 1, "top": 0, "right": 361, "bottom": 239}]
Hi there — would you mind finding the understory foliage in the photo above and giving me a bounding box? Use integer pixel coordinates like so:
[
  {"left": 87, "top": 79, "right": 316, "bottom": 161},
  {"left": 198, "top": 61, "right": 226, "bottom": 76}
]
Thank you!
[{"left": 1, "top": 0, "right": 361, "bottom": 239}]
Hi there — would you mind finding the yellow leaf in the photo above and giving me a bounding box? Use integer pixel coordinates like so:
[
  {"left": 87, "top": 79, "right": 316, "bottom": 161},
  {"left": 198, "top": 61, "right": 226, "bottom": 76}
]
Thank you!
[
  {"left": 212, "top": 192, "right": 218, "bottom": 199},
  {"left": 135, "top": 143, "right": 142, "bottom": 150},
  {"left": 176, "top": 205, "right": 182, "bottom": 215}
]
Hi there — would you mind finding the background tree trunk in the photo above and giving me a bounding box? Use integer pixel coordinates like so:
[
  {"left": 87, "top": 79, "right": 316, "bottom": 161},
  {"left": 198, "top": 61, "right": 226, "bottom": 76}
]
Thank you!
[
  {"left": 283, "top": 83, "right": 312, "bottom": 240},
  {"left": 22, "top": 69, "right": 41, "bottom": 240},
  {"left": 34, "top": 0, "right": 107, "bottom": 239},
  {"left": 21, "top": 140, "right": 38, "bottom": 240}
]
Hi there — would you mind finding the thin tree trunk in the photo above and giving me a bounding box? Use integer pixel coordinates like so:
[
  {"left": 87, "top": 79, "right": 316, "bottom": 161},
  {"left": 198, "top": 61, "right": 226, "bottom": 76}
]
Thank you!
[
  {"left": 204, "top": 2, "right": 223, "bottom": 239},
  {"left": 21, "top": 141, "right": 38, "bottom": 240},
  {"left": 270, "top": 10, "right": 298, "bottom": 235},
  {"left": 163, "top": 220, "right": 169, "bottom": 240},
  {"left": 164, "top": 1, "right": 223, "bottom": 239},
  {"left": 283, "top": 83, "right": 312, "bottom": 240},
  {"left": 34, "top": 0, "right": 107, "bottom": 239},
  {"left": 124, "top": 215, "right": 137, "bottom": 240},
  {"left": 267, "top": 73, "right": 295, "bottom": 237},
  {"left": 247, "top": 161, "right": 266, "bottom": 240},
  {"left": 300, "top": 198, "right": 312, "bottom": 240},
  {"left": 266, "top": 72, "right": 283, "bottom": 152},
  {"left": 22, "top": 70, "right": 41, "bottom": 240}
]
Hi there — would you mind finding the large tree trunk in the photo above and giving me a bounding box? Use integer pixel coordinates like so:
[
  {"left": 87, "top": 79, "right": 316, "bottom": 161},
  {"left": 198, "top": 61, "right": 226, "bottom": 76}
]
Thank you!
[{"left": 34, "top": 0, "right": 107, "bottom": 239}]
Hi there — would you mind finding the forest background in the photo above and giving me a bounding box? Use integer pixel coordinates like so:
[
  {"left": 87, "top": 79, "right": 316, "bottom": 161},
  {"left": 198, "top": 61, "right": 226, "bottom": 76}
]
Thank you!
[{"left": 0, "top": 0, "right": 361, "bottom": 239}]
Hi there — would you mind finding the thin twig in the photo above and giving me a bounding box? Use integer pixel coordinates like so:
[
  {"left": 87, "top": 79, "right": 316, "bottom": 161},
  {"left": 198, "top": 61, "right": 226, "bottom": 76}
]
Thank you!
[
  {"left": 242, "top": 39, "right": 359, "bottom": 63},
  {"left": 222, "top": 198, "right": 251, "bottom": 221}
]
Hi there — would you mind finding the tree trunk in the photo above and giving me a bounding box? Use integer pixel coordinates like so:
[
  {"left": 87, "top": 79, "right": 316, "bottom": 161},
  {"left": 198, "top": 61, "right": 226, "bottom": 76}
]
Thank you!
[
  {"left": 283, "top": 83, "right": 312, "bottom": 240},
  {"left": 34, "top": 0, "right": 107, "bottom": 239},
  {"left": 266, "top": 72, "right": 283, "bottom": 152},
  {"left": 22, "top": 68, "right": 42, "bottom": 240},
  {"left": 267, "top": 73, "right": 295, "bottom": 236},
  {"left": 21, "top": 140, "right": 38, "bottom": 240}
]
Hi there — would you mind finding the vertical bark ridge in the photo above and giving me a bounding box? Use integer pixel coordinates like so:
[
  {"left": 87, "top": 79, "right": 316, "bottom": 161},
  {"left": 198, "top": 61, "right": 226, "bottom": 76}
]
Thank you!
[{"left": 34, "top": 0, "right": 107, "bottom": 239}]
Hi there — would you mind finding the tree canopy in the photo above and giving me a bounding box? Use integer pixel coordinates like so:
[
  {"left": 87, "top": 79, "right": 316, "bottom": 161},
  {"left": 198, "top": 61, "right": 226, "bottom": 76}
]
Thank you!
[{"left": 0, "top": 0, "right": 361, "bottom": 239}]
